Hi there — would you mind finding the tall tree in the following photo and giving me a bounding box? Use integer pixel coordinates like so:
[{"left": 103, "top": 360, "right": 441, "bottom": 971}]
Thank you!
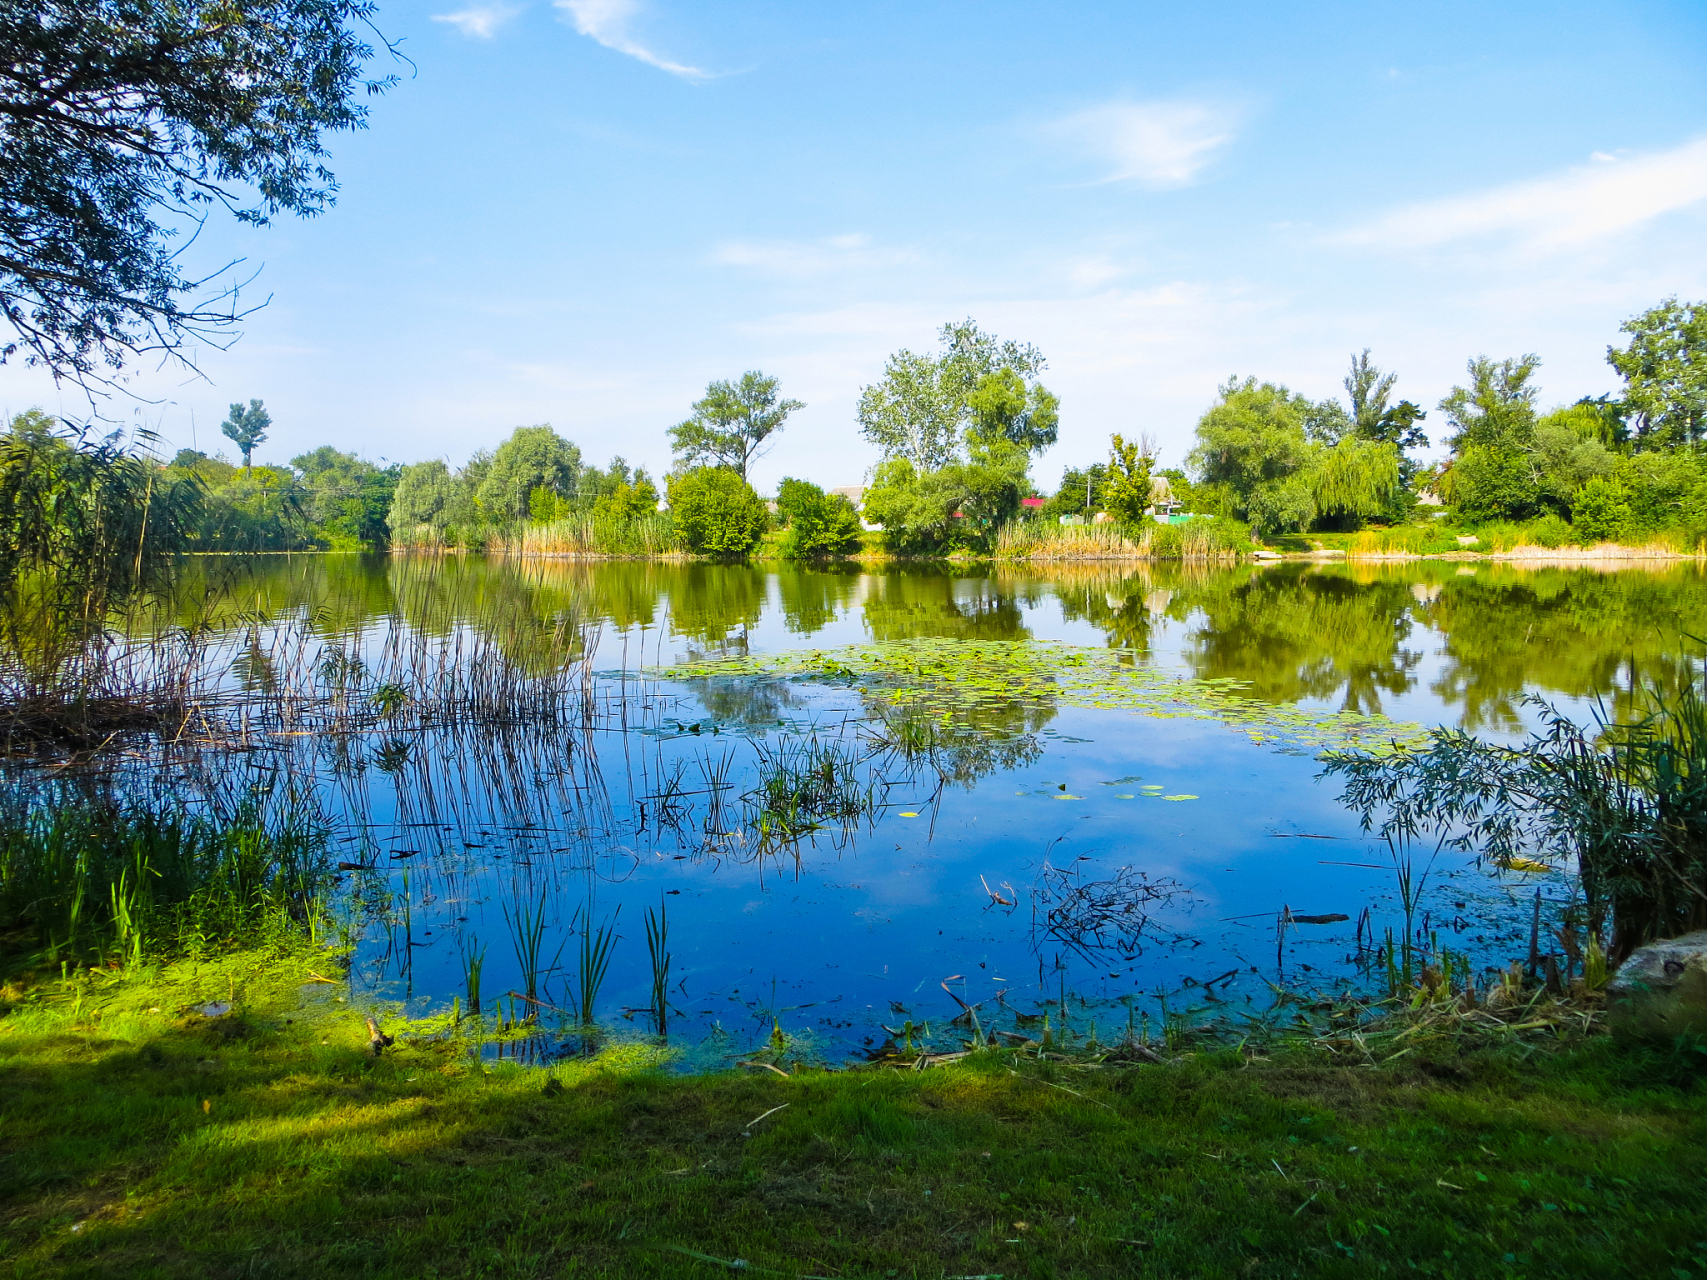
[
  {"left": 1103, "top": 433, "right": 1157, "bottom": 524},
  {"left": 476, "top": 426, "right": 581, "bottom": 520},
  {"left": 0, "top": 0, "right": 396, "bottom": 385},
  {"left": 1438, "top": 355, "right": 1542, "bottom": 452},
  {"left": 1345, "top": 350, "right": 1397, "bottom": 438},
  {"left": 220, "top": 399, "right": 270, "bottom": 469},
  {"left": 1608, "top": 298, "right": 1707, "bottom": 451},
  {"left": 668, "top": 372, "right": 802, "bottom": 479},
  {"left": 858, "top": 319, "right": 1056, "bottom": 469}
]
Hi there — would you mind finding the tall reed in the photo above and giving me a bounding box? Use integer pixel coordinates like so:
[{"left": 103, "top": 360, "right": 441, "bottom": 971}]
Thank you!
[
  {"left": 574, "top": 906, "right": 620, "bottom": 1027},
  {"left": 644, "top": 896, "right": 670, "bottom": 1036},
  {"left": 0, "top": 787, "right": 331, "bottom": 964}
]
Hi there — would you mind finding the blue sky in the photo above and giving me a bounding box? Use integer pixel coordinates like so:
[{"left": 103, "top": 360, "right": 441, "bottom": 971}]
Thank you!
[{"left": 4, "top": 0, "right": 1705, "bottom": 491}]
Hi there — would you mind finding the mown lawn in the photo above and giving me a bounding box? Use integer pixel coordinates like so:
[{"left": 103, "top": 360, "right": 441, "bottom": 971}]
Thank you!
[{"left": 2, "top": 948, "right": 1705, "bottom": 1279}]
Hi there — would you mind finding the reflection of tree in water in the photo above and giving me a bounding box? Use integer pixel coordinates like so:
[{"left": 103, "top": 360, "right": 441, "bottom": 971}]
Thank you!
[
  {"left": 1423, "top": 568, "right": 1707, "bottom": 732},
  {"left": 774, "top": 563, "right": 862, "bottom": 636},
  {"left": 861, "top": 569, "right": 1031, "bottom": 644},
  {"left": 680, "top": 676, "right": 803, "bottom": 727},
  {"left": 862, "top": 694, "right": 1049, "bottom": 788},
  {"left": 666, "top": 563, "right": 768, "bottom": 654},
  {"left": 1177, "top": 567, "right": 1422, "bottom": 715}
]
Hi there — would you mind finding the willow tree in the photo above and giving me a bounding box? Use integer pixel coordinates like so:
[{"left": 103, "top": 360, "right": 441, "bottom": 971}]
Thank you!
[{"left": 1313, "top": 436, "right": 1400, "bottom": 527}]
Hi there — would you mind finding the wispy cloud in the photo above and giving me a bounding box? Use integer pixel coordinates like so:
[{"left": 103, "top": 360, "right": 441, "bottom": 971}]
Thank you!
[
  {"left": 1042, "top": 100, "right": 1238, "bottom": 188},
  {"left": 1339, "top": 137, "right": 1707, "bottom": 252},
  {"left": 712, "top": 234, "right": 918, "bottom": 278},
  {"left": 431, "top": 4, "right": 520, "bottom": 39},
  {"left": 554, "top": 0, "right": 706, "bottom": 79}
]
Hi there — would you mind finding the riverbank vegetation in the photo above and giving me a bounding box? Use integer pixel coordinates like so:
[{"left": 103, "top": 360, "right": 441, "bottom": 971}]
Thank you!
[{"left": 9, "top": 299, "right": 1700, "bottom": 564}]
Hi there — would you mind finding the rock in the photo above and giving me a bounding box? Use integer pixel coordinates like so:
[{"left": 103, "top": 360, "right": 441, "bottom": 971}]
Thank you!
[{"left": 1607, "top": 931, "right": 1707, "bottom": 1040}]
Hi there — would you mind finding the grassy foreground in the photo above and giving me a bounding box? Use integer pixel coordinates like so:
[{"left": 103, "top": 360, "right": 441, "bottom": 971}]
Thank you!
[{"left": 2, "top": 949, "right": 1705, "bottom": 1279}]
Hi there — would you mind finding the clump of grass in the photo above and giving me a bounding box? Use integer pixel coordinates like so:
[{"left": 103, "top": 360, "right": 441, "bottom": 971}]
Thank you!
[
  {"left": 743, "top": 737, "right": 873, "bottom": 845},
  {"left": 0, "top": 787, "right": 331, "bottom": 967},
  {"left": 573, "top": 906, "right": 620, "bottom": 1027},
  {"left": 644, "top": 896, "right": 670, "bottom": 1037}
]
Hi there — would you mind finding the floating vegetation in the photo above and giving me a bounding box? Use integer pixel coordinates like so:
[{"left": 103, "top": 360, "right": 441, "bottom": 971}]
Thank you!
[{"left": 667, "top": 639, "right": 1430, "bottom": 755}]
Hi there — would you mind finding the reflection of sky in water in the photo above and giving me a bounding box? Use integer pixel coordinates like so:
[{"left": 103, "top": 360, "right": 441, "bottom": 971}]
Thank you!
[{"left": 169, "top": 556, "right": 1707, "bottom": 1063}]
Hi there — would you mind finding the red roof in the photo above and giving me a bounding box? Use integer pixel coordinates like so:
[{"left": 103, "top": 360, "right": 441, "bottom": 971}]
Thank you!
[{"left": 1020, "top": 497, "right": 1045, "bottom": 508}]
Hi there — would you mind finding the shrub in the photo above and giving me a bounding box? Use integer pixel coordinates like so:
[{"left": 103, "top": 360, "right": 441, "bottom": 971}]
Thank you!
[
  {"left": 775, "top": 478, "right": 862, "bottom": 560},
  {"left": 666, "top": 467, "right": 768, "bottom": 559},
  {"left": 1571, "top": 476, "right": 1633, "bottom": 544},
  {"left": 1443, "top": 445, "right": 1541, "bottom": 521}
]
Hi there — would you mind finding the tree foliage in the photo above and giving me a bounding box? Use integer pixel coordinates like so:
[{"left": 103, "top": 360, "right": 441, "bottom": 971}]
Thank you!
[
  {"left": 0, "top": 0, "right": 394, "bottom": 383},
  {"left": 1608, "top": 297, "right": 1707, "bottom": 451},
  {"left": 666, "top": 467, "right": 767, "bottom": 559},
  {"left": 775, "top": 478, "right": 861, "bottom": 560},
  {"left": 858, "top": 319, "right": 1055, "bottom": 469},
  {"left": 1102, "top": 433, "right": 1156, "bottom": 524},
  {"left": 668, "top": 372, "right": 801, "bottom": 479},
  {"left": 220, "top": 399, "right": 270, "bottom": 469},
  {"left": 476, "top": 426, "right": 581, "bottom": 521},
  {"left": 1438, "top": 355, "right": 1542, "bottom": 452}
]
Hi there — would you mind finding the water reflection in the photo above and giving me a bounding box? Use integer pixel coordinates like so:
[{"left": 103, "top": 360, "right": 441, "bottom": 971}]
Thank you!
[{"left": 157, "top": 552, "right": 1707, "bottom": 729}]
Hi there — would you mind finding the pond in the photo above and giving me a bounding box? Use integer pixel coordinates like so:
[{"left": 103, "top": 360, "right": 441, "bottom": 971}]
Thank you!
[{"left": 72, "top": 554, "right": 1707, "bottom": 1063}]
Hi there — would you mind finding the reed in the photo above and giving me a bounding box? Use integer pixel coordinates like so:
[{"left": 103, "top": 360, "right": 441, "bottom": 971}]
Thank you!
[
  {"left": 502, "top": 886, "right": 555, "bottom": 1018},
  {"left": 573, "top": 906, "right": 620, "bottom": 1027},
  {"left": 0, "top": 787, "right": 331, "bottom": 965},
  {"left": 459, "top": 933, "right": 487, "bottom": 1016},
  {"left": 492, "top": 513, "right": 682, "bottom": 558},
  {"left": 643, "top": 896, "right": 670, "bottom": 1036},
  {"left": 743, "top": 737, "right": 873, "bottom": 845}
]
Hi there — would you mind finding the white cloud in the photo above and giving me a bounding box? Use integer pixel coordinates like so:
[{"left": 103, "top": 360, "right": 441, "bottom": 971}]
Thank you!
[
  {"left": 1339, "top": 136, "right": 1707, "bottom": 253},
  {"left": 711, "top": 234, "right": 919, "bottom": 278},
  {"left": 431, "top": 4, "right": 520, "bottom": 38},
  {"left": 1042, "top": 100, "right": 1238, "bottom": 188},
  {"left": 554, "top": 0, "right": 706, "bottom": 79}
]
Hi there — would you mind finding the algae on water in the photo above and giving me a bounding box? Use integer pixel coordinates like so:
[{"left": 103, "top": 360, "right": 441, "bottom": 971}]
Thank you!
[{"left": 663, "top": 638, "right": 1430, "bottom": 754}]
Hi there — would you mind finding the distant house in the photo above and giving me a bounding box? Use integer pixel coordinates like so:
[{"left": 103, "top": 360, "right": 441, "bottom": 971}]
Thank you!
[
  {"left": 829, "top": 485, "right": 865, "bottom": 508},
  {"left": 1020, "top": 496, "right": 1045, "bottom": 510}
]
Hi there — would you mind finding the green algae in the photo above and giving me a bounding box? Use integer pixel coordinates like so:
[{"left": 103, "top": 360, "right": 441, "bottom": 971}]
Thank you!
[{"left": 664, "top": 638, "right": 1431, "bottom": 755}]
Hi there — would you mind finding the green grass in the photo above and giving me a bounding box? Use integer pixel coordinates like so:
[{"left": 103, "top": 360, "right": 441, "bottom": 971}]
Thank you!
[{"left": 3, "top": 948, "right": 1705, "bottom": 1278}]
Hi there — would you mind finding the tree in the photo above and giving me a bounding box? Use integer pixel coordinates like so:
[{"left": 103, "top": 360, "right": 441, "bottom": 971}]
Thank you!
[
  {"left": 1439, "top": 355, "right": 1542, "bottom": 452},
  {"left": 476, "top": 426, "right": 581, "bottom": 520},
  {"left": 775, "top": 478, "right": 861, "bottom": 560},
  {"left": 1608, "top": 298, "right": 1707, "bottom": 451},
  {"left": 858, "top": 319, "right": 1056, "bottom": 469},
  {"left": 1345, "top": 350, "right": 1397, "bottom": 438},
  {"left": 666, "top": 467, "right": 767, "bottom": 558},
  {"left": 0, "top": 0, "right": 395, "bottom": 385},
  {"left": 1102, "top": 433, "right": 1156, "bottom": 524},
  {"left": 220, "top": 399, "right": 270, "bottom": 469},
  {"left": 388, "top": 460, "right": 471, "bottom": 535},
  {"left": 1043, "top": 463, "right": 1108, "bottom": 520},
  {"left": 1187, "top": 377, "right": 1316, "bottom": 533},
  {"left": 668, "top": 372, "right": 802, "bottom": 480},
  {"left": 966, "top": 368, "right": 1059, "bottom": 455}
]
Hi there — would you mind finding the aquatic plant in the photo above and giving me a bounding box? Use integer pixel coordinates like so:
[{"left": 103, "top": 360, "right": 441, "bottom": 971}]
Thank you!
[
  {"left": 459, "top": 933, "right": 487, "bottom": 1016},
  {"left": 1324, "top": 678, "right": 1707, "bottom": 963},
  {"left": 1031, "top": 859, "right": 1188, "bottom": 960},
  {"left": 666, "top": 638, "right": 1429, "bottom": 755},
  {"left": 573, "top": 906, "right": 620, "bottom": 1027},
  {"left": 502, "top": 886, "right": 557, "bottom": 1018},
  {"left": 643, "top": 897, "right": 670, "bottom": 1036},
  {"left": 742, "top": 736, "right": 873, "bottom": 845},
  {"left": 0, "top": 787, "right": 331, "bottom": 964}
]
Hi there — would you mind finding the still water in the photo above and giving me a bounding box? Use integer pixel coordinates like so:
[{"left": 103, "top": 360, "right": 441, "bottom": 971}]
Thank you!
[{"left": 159, "top": 554, "right": 1707, "bottom": 1062}]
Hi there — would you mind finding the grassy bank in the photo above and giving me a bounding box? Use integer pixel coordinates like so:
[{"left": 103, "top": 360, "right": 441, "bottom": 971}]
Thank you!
[
  {"left": 1264, "top": 518, "right": 1701, "bottom": 560},
  {"left": 2, "top": 947, "right": 1703, "bottom": 1279}
]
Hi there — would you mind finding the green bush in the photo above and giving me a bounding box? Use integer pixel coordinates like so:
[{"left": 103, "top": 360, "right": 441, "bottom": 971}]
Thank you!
[
  {"left": 1529, "top": 513, "right": 1572, "bottom": 548},
  {"left": 1444, "top": 445, "right": 1541, "bottom": 521},
  {"left": 665, "top": 467, "right": 768, "bottom": 559},
  {"left": 775, "top": 478, "right": 862, "bottom": 560},
  {"left": 1572, "top": 476, "right": 1633, "bottom": 544}
]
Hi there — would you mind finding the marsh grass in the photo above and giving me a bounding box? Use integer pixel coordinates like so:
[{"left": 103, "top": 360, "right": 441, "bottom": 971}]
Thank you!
[
  {"left": 644, "top": 896, "right": 670, "bottom": 1037},
  {"left": 742, "top": 736, "right": 874, "bottom": 846},
  {"left": 1, "top": 945, "right": 1703, "bottom": 1279},
  {"left": 574, "top": 906, "right": 620, "bottom": 1027},
  {"left": 995, "top": 517, "right": 1249, "bottom": 561},
  {"left": 0, "top": 788, "right": 331, "bottom": 968}
]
